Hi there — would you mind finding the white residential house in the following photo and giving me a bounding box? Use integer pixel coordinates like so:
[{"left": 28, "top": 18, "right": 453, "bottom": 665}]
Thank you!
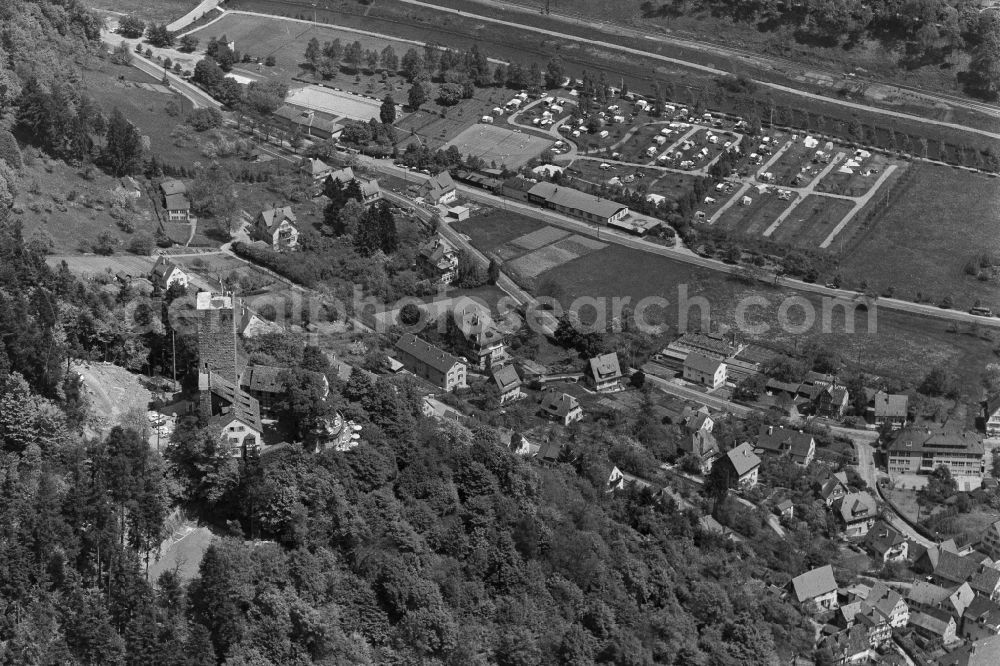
[
  {"left": 150, "top": 257, "right": 188, "bottom": 291},
  {"left": 683, "top": 352, "right": 727, "bottom": 389},
  {"left": 985, "top": 396, "right": 1000, "bottom": 438}
]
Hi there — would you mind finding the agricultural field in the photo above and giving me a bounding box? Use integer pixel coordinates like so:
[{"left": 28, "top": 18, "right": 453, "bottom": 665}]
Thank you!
[
  {"left": 768, "top": 196, "right": 856, "bottom": 248},
  {"left": 445, "top": 124, "right": 553, "bottom": 169},
  {"left": 837, "top": 165, "right": 1000, "bottom": 311}
]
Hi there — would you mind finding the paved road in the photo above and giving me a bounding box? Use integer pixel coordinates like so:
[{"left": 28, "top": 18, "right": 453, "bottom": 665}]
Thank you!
[
  {"left": 442, "top": 0, "right": 1000, "bottom": 124},
  {"left": 371, "top": 161, "right": 1000, "bottom": 329},
  {"left": 165, "top": 0, "right": 223, "bottom": 32},
  {"left": 101, "top": 28, "right": 221, "bottom": 109}
]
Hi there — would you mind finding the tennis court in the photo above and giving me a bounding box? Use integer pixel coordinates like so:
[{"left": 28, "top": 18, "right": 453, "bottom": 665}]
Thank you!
[{"left": 445, "top": 124, "right": 552, "bottom": 169}]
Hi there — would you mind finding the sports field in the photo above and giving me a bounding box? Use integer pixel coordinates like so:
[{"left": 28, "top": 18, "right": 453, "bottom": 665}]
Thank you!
[
  {"left": 286, "top": 85, "right": 393, "bottom": 122},
  {"left": 445, "top": 125, "right": 552, "bottom": 169}
]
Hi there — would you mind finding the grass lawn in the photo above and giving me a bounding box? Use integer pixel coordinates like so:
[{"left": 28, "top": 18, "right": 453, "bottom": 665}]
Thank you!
[
  {"left": 814, "top": 154, "right": 899, "bottom": 197},
  {"left": 188, "top": 12, "right": 419, "bottom": 89},
  {"left": 716, "top": 191, "right": 796, "bottom": 236},
  {"left": 766, "top": 141, "right": 819, "bottom": 186},
  {"left": 837, "top": 164, "right": 1000, "bottom": 312},
  {"left": 769, "top": 195, "right": 855, "bottom": 248},
  {"left": 399, "top": 90, "right": 513, "bottom": 150},
  {"left": 451, "top": 209, "right": 545, "bottom": 251},
  {"left": 883, "top": 488, "right": 921, "bottom": 523},
  {"left": 81, "top": 62, "right": 198, "bottom": 167}
]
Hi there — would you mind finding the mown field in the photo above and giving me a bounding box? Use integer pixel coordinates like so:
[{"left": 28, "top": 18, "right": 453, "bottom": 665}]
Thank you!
[{"left": 838, "top": 165, "right": 1000, "bottom": 311}]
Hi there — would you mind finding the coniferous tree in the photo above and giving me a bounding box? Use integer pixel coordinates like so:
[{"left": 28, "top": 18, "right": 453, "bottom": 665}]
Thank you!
[{"left": 102, "top": 108, "right": 144, "bottom": 177}]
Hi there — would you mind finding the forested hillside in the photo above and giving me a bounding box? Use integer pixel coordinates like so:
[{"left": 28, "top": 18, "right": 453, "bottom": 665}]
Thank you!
[{"left": 0, "top": 1, "right": 826, "bottom": 664}]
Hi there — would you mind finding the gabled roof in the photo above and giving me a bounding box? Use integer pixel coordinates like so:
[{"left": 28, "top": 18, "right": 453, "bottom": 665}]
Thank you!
[
  {"left": 689, "top": 429, "right": 719, "bottom": 459},
  {"left": 684, "top": 408, "right": 712, "bottom": 432},
  {"left": 817, "top": 625, "right": 869, "bottom": 659},
  {"left": 328, "top": 166, "right": 356, "bottom": 184},
  {"left": 420, "top": 171, "right": 456, "bottom": 199},
  {"left": 867, "top": 582, "right": 905, "bottom": 619},
  {"left": 909, "top": 608, "right": 955, "bottom": 637},
  {"left": 539, "top": 391, "right": 580, "bottom": 419},
  {"left": 766, "top": 378, "right": 800, "bottom": 394},
  {"left": 971, "top": 566, "right": 1000, "bottom": 597},
  {"left": 985, "top": 395, "right": 1000, "bottom": 419},
  {"left": 492, "top": 365, "right": 521, "bottom": 393},
  {"left": 820, "top": 471, "right": 849, "bottom": 500},
  {"left": 887, "top": 428, "right": 984, "bottom": 456},
  {"left": 164, "top": 193, "right": 190, "bottom": 211},
  {"left": 756, "top": 426, "right": 814, "bottom": 457},
  {"left": 205, "top": 372, "right": 262, "bottom": 433},
  {"left": 907, "top": 580, "right": 953, "bottom": 607},
  {"left": 873, "top": 390, "right": 908, "bottom": 418},
  {"left": 588, "top": 352, "right": 622, "bottom": 381},
  {"left": 160, "top": 179, "right": 186, "bottom": 196},
  {"left": 725, "top": 443, "right": 761, "bottom": 477},
  {"left": 419, "top": 237, "right": 458, "bottom": 268},
  {"left": 863, "top": 521, "right": 905, "bottom": 555},
  {"left": 242, "top": 365, "right": 287, "bottom": 395},
  {"left": 684, "top": 352, "right": 723, "bottom": 375},
  {"left": 395, "top": 334, "right": 463, "bottom": 374},
  {"left": 150, "top": 256, "right": 183, "bottom": 287},
  {"left": 527, "top": 181, "right": 629, "bottom": 220},
  {"left": 301, "top": 157, "right": 331, "bottom": 177},
  {"left": 839, "top": 492, "right": 878, "bottom": 524},
  {"left": 937, "top": 634, "right": 1000, "bottom": 666},
  {"left": 257, "top": 206, "right": 296, "bottom": 231},
  {"left": 791, "top": 564, "right": 837, "bottom": 603},
  {"left": 934, "top": 550, "right": 983, "bottom": 586}
]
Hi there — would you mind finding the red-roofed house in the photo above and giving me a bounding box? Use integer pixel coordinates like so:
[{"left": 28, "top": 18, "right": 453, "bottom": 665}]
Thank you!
[{"left": 682, "top": 352, "right": 727, "bottom": 389}]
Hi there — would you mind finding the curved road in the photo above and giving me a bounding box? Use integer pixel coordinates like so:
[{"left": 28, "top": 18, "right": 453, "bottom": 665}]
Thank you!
[{"left": 396, "top": 0, "right": 1000, "bottom": 141}]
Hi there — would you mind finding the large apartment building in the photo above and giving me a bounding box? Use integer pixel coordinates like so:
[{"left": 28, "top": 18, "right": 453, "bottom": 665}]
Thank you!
[{"left": 886, "top": 427, "right": 985, "bottom": 479}]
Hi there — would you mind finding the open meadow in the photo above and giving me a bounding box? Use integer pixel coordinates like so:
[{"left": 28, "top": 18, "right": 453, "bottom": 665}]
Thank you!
[
  {"left": 768, "top": 196, "right": 855, "bottom": 247},
  {"left": 838, "top": 165, "right": 1000, "bottom": 311}
]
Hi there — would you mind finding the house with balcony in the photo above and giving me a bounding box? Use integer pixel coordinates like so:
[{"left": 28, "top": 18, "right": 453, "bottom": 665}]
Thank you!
[
  {"left": 985, "top": 396, "right": 1000, "bottom": 438},
  {"left": 160, "top": 179, "right": 192, "bottom": 222},
  {"left": 458, "top": 309, "right": 507, "bottom": 370},
  {"left": 251, "top": 206, "right": 299, "bottom": 250},
  {"left": 492, "top": 365, "right": 522, "bottom": 405},
  {"left": 393, "top": 334, "right": 467, "bottom": 391},
  {"left": 586, "top": 352, "right": 623, "bottom": 392},
  {"left": 837, "top": 492, "right": 879, "bottom": 538},
  {"left": 539, "top": 391, "right": 583, "bottom": 426},
  {"left": 754, "top": 425, "right": 815, "bottom": 467},
  {"left": 862, "top": 521, "right": 908, "bottom": 564},
  {"left": 717, "top": 443, "right": 761, "bottom": 490},
  {"left": 418, "top": 236, "right": 459, "bottom": 285}
]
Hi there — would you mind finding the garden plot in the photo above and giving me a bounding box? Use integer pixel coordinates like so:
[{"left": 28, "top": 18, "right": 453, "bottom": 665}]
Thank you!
[
  {"left": 505, "top": 232, "right": 607, "bottom": 278},
  {"left": 445, "top": 124, "right": 552, "bottom": 169},
  {"left": 510, "top": 226, "right": 571, "bottom": 251}
]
